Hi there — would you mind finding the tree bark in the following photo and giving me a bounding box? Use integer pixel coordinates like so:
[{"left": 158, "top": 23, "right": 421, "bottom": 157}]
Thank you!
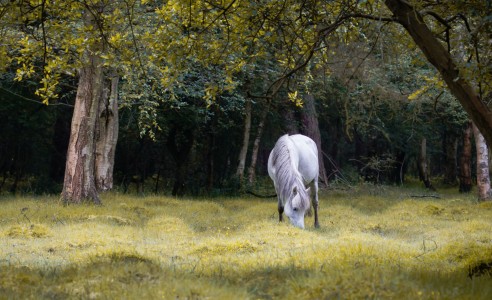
[
  {"left": 442, "top": 132, "right": 458, "bottom": 186},
  {"left": 459, "top": 121, "right": 473, "bottom": 193},
  {"left": 61, "top": 52, "right": 103, "bottom": 204},
  {"left": 472, "top": 123, "right": 492, "bottom": 201},
  {"left": 385, "top": 0, "right": 492, "bottom": 149},
  {"left": 236, "top": 98, "right": 252, "bottom": 182},
  {"left": 282, "top": 103, "right": 299, "bottom": 135},
  {"left": 95, "top": 73, "right": 119, "bottom": 192},
  {"left": 300, "top": 94, "right": 328, "bottom": 186},
  {"left": 247, "top": 108, "right": 268, "bottom": 184},
  {"left": 418, "top": 138, "right": 434, "bottom": 190}
]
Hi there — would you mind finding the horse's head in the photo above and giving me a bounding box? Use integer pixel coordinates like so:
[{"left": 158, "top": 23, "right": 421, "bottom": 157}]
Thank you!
[{"left": 285, "top": 186, "right": 311, "bottom": 229}]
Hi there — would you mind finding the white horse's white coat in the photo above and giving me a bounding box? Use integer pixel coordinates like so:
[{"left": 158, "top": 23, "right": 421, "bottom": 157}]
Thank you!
[{"left": 268, "top": 134, "right": 319, "bottom": 229}]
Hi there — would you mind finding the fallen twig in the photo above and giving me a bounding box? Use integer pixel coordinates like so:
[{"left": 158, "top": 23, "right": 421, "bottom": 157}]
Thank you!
[
  {"left": 245, "top": 190, "right": 277, "bottom": 198},
  {"left": 410, "top": 194, "right": 441, "bottom": 199}
]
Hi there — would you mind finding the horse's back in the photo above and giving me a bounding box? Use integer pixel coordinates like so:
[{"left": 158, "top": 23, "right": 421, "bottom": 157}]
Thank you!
[
  {"left": 288, "top": 134, "right": 319, "bottom": 183},
  {"left": 268, "top": 134, "right": 318, "bottom": 182}
]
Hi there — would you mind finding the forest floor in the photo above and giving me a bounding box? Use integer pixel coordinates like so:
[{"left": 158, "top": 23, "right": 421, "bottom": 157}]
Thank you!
[{"left": 0, "top": 184, "right": 491, "bottom": 299}]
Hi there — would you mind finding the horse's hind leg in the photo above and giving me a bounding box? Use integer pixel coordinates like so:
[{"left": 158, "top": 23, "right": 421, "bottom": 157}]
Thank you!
[
  {"left": 313, "top": 201, "right": 319, "bottom": 228},
  {"left": 312, "top": 179, "right": 320, "bottom": 228}
]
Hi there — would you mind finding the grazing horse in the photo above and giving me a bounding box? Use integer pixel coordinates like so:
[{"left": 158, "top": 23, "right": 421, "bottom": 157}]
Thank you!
[{"left": 268, "top": 134, "right": 319, "bottom": 229}]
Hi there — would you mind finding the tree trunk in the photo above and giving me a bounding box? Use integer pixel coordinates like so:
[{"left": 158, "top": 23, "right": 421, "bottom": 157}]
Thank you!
[
  {"left": 61, "top": 52, "right": 103, "bottom": 204},
  {"left": 167, "top": 126, "right": 194, "bottom": 197},
  {"left": 472, "top": 123, "right": 492, "bottom": 201},
  {"left": 95, "top": 73, "right": 119, "bottom": 192},
  {"left": 459, "top": 121, "right": 473, "bottom": 193},
  {"left": 443, "top": 132, "right": 458, "bottom": 186},
  {"left": 385, "top": 0, "right": 492, "bottom": 149},
  {"left": 247, "top": 108, "right": 268, "bottom": 184},
  {"left": 300, "top": 94, "right": 328, "bottom": 186},
  {"left": 206, "top": 125, "right": 216, "bottom": 192},
  {"left": 418, "top": 138, "right": 434, "bottom": 190},
  {"left": 282, "top": 103, "right": 299, "bottom": 134},
  {"left": 236, "top": 98, "right": 252, "bottom": 182},
  {"left": 391, "top": 150, "right": 406, "bottom": 185}
]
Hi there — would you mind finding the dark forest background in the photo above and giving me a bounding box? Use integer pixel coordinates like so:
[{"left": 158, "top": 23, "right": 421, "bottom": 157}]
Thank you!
[{"left": 0, "top": 49, "right": 471, "bottom": 196}]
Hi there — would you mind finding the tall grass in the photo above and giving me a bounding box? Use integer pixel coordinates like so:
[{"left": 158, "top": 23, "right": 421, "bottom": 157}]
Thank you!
[{"left": 0, "top": 185, "right": 491, "bottom": 299}]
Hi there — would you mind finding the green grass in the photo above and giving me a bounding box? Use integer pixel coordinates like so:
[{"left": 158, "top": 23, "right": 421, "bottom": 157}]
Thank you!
[{"left": 1, "top": 185, "right": 491, "bottom": 299}]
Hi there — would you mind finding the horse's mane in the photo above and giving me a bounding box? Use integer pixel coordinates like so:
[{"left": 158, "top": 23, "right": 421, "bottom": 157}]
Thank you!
[{"left": 270, "top": 135, "right": 310, "bottom": 210}]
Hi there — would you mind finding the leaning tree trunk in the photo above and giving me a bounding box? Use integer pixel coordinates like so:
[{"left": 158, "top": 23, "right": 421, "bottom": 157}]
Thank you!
[
  {"left": 61, "top": 52, "right": 103, "bottom": 204},
  {"left": 300, "top": 94, "right": 328, "bottom": 186},
  {"left": 236, "top": 98, "right": 252, "bottom": 182},
  {"left": 418, "top": 138, "right": 434, "bottom": 190},
  {"left": 385, "top": 0, "right": 492, "bottom": 150},
  {"left": 247, "top": 108, "right": 268, "bottom": 184},
  {"left": 472, "top": 123, "right": 492, "bottom": 201},
  {"left": 95, "top": 73, "right": 119, "bottom": 192},
  {"left": 459, "top": 121, "right": 473, "bottom": 193}
]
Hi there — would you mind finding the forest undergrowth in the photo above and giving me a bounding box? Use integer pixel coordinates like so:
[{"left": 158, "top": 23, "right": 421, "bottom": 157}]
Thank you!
[{"left": 0, "top": 184, "right": 491, "bottom": 299}]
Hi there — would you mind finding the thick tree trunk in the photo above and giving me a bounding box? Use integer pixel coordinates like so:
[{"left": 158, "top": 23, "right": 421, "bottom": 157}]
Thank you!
[
  {"left": 418, "top": 138, "right": 434, "bottom": 190},
  {"left": 385, "top": 0, "right": 492, "bottom": 149},
  {"left": 281, "top": 101, "right": 299, "bottom": 134},
  {"left": 459, "top": 121, "right": 473, "bottom": 193},
  {"left": 300, "top": 94, "right": 328, "bottom": 186},
  {"left": 236, "top": 99, "right": 252, "bottom": 181},
  {"left": 95, "top": 73, "right": 119, "bottom": 192},
  {"left": 247, "top": 108, "right": 268, "bottom": 184},
  {"left": 61, "top": 52, "right": 103, "bottom": 204},
  {"left": 472, "top": 123, "right": 492, "bottom": 201}
]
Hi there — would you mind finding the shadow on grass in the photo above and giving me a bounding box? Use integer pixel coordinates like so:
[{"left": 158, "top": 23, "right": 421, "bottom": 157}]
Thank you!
[{"left": 1, "top": 251, "right": 491, "bottom": 300}]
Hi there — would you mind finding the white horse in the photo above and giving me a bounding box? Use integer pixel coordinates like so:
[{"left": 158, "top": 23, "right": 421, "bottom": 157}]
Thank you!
[{"left": 268, "top": 134, "right": 319, "bottom": 229}]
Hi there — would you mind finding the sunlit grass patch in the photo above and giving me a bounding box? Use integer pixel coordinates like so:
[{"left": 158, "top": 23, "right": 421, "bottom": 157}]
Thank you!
[
  {"left": 4, "top": 223, "right": 51, "bottom": 238},
  {"left": 191, "top": 240, "right": 261, "bottom": 255},
  {"left": 86, "top": 214, "right": 135, "bottom": 225},
  {"left": 146, "top": 215, "right": 190, "bottom": 231}
]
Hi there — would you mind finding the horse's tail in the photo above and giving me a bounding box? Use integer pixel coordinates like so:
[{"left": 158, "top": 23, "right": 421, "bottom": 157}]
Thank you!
[{"left": 245, "top": 190, "right": 277, "bottom": 198}]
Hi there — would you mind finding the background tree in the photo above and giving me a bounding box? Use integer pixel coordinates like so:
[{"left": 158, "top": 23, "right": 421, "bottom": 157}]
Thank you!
[
  {"left": 384, "top": 0, "right": 492, "bottom": 148},
  {"left": 0, "top": 0, "right": 139, "bottom": 203},
  {"left": 459, "top": 121, "right": 473, "bottom": 193},
  {"left": 472, "top": 123, "right": 492, "bottom": 200},
  {"left": 95, "top": 73, "right": 119, "bottom": 191}
]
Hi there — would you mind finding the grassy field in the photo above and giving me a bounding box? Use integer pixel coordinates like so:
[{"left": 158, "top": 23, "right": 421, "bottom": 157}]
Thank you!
[{"left": 1, "top": 184, "right": 491, "bottom": 299}]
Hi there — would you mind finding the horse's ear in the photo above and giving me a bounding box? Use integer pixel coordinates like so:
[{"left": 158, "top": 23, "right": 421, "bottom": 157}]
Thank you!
[{"left": 293, "top": 186, "right": 297, "bottom": 195}]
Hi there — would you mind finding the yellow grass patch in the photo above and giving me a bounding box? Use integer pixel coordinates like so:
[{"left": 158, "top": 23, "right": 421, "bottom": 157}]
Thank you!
[
  {"left": 0, "top": 187, "right": 491, "bottom": 299},
  {"left": 4, "top": 223, "right": 51, "bottom": 238}
]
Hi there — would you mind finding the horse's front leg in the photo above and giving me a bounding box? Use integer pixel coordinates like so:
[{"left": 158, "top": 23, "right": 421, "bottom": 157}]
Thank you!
[{"left": 278, "top": 197, "right": 284, "bottom": 222}]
